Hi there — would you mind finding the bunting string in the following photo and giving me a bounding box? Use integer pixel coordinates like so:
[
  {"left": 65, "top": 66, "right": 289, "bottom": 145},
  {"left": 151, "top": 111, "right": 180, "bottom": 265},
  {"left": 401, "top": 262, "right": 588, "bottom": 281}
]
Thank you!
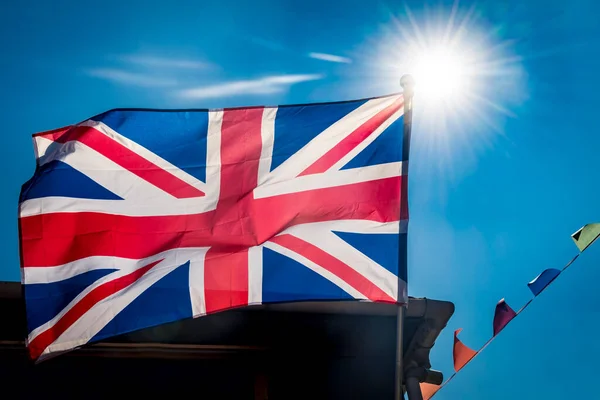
[{"left": 422, "top": 223, "right": 599, "bottom": 400}]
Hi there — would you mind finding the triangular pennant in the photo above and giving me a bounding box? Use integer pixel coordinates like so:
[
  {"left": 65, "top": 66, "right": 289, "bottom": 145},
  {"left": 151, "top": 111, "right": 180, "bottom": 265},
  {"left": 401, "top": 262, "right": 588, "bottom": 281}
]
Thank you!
[
  {"left": 493, "top": 298, "right": 517, "bottom": 336},
  {"left": 453, "top": 328, "right": 477, "bottom": 372},
  {"left": 420, "top": 383, "right": 441, "bottom": 400},
  {"left": 571, "top": 223, "right": 600, "bottom": 252},
  {"left": 420, "top": 382, "right": 440, "bottom": 400},
  {"left": 527, "top": 268, "right": 561, "bottom": 296}
]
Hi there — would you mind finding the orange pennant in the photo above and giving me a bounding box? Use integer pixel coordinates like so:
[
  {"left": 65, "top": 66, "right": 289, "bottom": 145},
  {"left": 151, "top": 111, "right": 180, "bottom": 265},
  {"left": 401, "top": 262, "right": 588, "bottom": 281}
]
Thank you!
[
  {"left": 420, "top": 382, "right": 441, "bottom": 400},
  {"left": 453, "top": 328, "right": 477, "bottom": 372}
]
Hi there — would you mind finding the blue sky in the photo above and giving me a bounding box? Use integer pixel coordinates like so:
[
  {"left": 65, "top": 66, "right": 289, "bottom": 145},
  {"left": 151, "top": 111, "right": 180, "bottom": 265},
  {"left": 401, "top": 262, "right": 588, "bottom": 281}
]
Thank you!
[{"left": 2, "top": 0, "right": 599, "bottom": 398}]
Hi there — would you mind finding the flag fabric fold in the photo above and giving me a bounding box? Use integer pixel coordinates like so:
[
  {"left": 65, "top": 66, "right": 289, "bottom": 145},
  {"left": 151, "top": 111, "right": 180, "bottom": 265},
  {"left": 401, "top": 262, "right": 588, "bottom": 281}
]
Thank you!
[
  {"left": 18, "top": 94, "right": 409, "bottom": 361},
  {"left": 492, "top": 298, "right": 516, "bottom": 336},
  {"left": 453, "top": 328, "right": 477, "bottom": 372},
  {"left": 571, "top": 223, "right": 600, "bottom": 252}
]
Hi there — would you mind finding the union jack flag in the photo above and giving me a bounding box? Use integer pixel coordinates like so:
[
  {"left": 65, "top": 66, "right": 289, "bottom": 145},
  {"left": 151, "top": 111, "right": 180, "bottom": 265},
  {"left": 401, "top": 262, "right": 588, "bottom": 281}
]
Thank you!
[{"left": 18, "top": 93, "right": 409, "bottom": 361}]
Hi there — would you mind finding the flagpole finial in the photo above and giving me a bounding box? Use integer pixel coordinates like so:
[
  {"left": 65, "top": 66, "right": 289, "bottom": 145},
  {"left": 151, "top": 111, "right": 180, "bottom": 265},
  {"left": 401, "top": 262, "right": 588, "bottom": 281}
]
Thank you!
[{"left": 400, "top": 74, "right": 415, "bottom": 99}]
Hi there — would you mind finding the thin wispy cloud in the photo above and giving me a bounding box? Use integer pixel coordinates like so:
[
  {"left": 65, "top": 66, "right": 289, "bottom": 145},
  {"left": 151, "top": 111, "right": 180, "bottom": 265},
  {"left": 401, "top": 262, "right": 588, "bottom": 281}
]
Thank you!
[
  {"left": 248, "top": 36, "right": 353, "bottom": 65},
  {"left": 308, "top": 52, "right": 352, "bottom": 64},
  {"left": 86, "top": 68, "right": 178, "bottom": 88},
  {"left": 119, "top": 54, "right": 213, "bottom": 69},
  {"left": 178, "top": 74, "right": 323, "bottom": 99},
  {"left": 86, "top": 53, "right": 213, "bottom": 88}
]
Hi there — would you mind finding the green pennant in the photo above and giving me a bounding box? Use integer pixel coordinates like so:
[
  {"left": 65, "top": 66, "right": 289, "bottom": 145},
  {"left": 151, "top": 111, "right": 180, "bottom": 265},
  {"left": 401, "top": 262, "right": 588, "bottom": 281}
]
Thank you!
[{"left": 571, "top": 223, "right": 600, "bottom": 252}]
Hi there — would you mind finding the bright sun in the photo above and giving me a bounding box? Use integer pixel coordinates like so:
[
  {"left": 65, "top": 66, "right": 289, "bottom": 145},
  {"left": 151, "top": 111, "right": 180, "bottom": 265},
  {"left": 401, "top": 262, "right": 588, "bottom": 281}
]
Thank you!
[
  {"left": 410, "top": 45, "right": 470, "bottom": 102},
  {"left": 359, "top": 4, "right": 525, "bottom": 182},
  {"left": 359, "top": 4, "right": 523, "bottom": 118}
]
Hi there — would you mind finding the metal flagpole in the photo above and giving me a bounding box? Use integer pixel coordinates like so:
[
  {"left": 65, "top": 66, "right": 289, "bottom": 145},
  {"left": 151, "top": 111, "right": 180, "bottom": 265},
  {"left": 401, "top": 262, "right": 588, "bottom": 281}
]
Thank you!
[{"left": 394, "top": 74, "right": 415, "bottom": 400}]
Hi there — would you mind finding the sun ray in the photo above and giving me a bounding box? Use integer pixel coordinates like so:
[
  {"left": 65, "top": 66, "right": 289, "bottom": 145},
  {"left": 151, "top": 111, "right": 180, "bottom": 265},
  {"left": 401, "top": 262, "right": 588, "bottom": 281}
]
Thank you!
[{"left": 350, "top": 2, "right": 527, "bottom": 187}]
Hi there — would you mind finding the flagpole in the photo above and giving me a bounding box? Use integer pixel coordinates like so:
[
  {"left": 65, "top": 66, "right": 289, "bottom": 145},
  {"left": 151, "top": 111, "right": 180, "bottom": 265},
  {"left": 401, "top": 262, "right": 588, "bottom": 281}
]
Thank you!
[{"left": 395, "top": 74, "right": 415, "bottom": 400}]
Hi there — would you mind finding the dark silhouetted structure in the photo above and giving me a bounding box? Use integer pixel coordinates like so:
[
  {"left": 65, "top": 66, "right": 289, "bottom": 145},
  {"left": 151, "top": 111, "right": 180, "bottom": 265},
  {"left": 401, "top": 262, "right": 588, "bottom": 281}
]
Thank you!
[{"left": 0, "top": 281, "right": 453, "bottom": 399}]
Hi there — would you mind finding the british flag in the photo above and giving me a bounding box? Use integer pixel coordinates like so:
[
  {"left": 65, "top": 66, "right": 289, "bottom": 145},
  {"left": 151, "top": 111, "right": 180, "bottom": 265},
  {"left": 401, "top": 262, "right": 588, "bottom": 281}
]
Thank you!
[{"left": 18, "top": 93, "right": 409, "bottom": 361}]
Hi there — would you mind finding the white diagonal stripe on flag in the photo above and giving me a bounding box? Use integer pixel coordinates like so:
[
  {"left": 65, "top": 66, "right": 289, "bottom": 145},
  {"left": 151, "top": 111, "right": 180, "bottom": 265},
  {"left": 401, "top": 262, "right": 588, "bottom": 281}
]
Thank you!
[
  {"left": 263, "top": 240, "right": 365, "bottom": 299},
  {"left": 82, "top": 120, "right": 208, "bottom": 195},
  {"left": 278, "top": 225, "right": 398, "bottom": 301},
  {"left": 254, "top": 162, "right": 404, "bottom": 198},
  {"left": 263, "top": 95, "right": 400, "bottom": 184}
]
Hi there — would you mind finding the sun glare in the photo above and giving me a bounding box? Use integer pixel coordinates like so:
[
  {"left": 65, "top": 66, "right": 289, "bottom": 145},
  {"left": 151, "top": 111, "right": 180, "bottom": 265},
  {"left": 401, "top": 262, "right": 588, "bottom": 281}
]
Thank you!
[
  {"left": 360, "top": 4, "right": 525, "bottom": 122},
  {"left": 357, "top": 4, "right": 526, "bottom": 184},
  {"left": 411, "top": 45, "right": 470, "bottom": 103}
]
